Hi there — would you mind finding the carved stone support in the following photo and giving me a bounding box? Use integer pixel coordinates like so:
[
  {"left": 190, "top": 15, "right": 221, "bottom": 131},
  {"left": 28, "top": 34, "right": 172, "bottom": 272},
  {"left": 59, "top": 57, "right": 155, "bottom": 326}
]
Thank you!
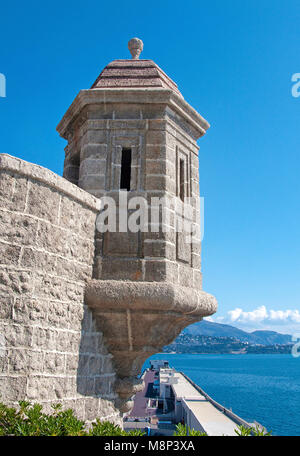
[{"left": 85, "top": 280, "right": 217, "bottom": 411}]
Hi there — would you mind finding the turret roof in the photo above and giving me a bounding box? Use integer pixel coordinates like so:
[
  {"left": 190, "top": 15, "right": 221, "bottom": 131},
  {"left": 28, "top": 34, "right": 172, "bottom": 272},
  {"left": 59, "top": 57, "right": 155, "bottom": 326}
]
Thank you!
[{"left": 91, "top": 59, "right": 183, "bottom": 97}]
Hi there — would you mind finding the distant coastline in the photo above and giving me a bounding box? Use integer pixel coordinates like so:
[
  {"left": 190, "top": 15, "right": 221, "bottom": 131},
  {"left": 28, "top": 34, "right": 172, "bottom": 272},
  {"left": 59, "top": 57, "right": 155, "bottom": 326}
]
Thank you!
[{"left": 162, "top": 332, "right": 293, "bottom": 355}]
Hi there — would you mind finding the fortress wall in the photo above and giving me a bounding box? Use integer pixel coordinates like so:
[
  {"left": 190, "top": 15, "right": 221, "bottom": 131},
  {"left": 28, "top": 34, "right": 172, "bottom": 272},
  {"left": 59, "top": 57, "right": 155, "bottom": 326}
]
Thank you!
[{"left": 0, "top": 154, "right": 120, "bottom": 422}]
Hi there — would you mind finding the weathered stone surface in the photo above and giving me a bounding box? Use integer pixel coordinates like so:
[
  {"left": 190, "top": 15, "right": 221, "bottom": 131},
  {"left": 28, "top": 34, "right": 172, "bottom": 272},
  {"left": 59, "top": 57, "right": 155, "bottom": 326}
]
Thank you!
[
  {"left": 0, "top": 376, "right": 27, "bottom": 401},
  {"left": 0, "top": 269, "right": 33, "bottom": 296},
  {"left": 55, "top": 257, "right": 92, "bottom": 282},
  {"left": 26, "top": 181, "right": 60, "bottom": 223},
  {"left": 95, "top": 376, "right": 113, "bottom": 396},
  {"left": 21, "top": 248, "right": 57, "bottom": 274},
  {"left": 145, "top": 158, "right": 175, "bottom": 175},
  {"left": 86, "top": 280, "right": 217, "bottom": 318},
  {"left": 0, "top": 155, "right": 120, "bottom": 423},
  {"left": 99, "top": 258, "right": 144, "bottom": 281},
  {"left": 60, "top": 197, "right": 98, "bottom": 239},
  {"left": 128, "top": 38, "right": 144, "bottom": 60},
  {"left": 114, "top": 377, "right": 143, "bottom": 396},
  {"left": 143, "top": 240, "right": 176, "bottom": 261},
  {"left": 0, "top": 154, "right": 100, "bottom": 211},
  {"left": 79, "top": 158, "right": 106, "bottom": 179},
  {"left": 4, "top": 324, "right": 33, "bottom": 348},
  {"left": 44, "top": 352, "right": 66, "bottom": 374},
  {"left": 79, "top": 174, "right": 106, "bottom": 192},
  {"left": 27, "top": 376, "right": 56, "bottom": 400},
  {"left": 13, "top": 298, "right": 47, "bottom": 325},
  {"left": 8, "top": 349, "right": 44, "bottom": 374},
  {"left": 0, "top": 210, "right": 38, "bottom": 246},
  {"left": 0, "top": 171, "right": 28, "bottom": 212},
  {"left": 103, "top": 231, "right": 140, "bottom": 257},
  {"left": 85, "top": 279, "right": 216, "bottom": 387},
  {"left": 0, "top": 242, "right": 21, "bottom": 266},
  {"left": 0, "top": 296, "right": 13, "bottom": 319},
  {"left": 81, "top": 144, "right": 108, "bottom": 161}
]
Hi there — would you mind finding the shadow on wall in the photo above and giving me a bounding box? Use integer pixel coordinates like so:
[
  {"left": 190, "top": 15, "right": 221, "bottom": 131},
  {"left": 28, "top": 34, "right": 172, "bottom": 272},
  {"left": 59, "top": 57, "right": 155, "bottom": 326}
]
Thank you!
[{"left": 76, "top": 304, "right": 117, "bottom": 400}]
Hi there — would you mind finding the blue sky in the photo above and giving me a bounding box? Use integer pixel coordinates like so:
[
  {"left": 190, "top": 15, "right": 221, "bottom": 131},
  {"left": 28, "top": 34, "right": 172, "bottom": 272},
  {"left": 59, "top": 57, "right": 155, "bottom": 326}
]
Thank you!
[{"left": 0, "top": 0, "right": 299, "bottom": 333}]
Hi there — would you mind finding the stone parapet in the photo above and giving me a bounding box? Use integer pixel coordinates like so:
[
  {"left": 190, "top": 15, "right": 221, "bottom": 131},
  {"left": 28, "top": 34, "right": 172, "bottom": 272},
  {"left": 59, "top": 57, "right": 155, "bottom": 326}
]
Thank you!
[
  {"left": 0, "top": 154, "right": 120, "bottom": 423},
  {"left": 0, "top": 154, "right": 100, "bottom": 211}
]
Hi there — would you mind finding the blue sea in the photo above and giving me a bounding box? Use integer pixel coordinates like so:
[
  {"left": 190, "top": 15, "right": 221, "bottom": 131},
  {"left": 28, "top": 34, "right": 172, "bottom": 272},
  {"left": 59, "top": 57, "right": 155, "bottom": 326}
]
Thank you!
[{"left": 142, "top": 354, "right": 300, "bottom": 436}]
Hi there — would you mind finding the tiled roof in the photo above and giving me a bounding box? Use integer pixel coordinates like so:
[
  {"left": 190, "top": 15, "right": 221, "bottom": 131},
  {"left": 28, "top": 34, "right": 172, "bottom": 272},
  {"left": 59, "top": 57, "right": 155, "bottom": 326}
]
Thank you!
[{"left": 91, "top": 59, "right": 183, "bottom": 97}]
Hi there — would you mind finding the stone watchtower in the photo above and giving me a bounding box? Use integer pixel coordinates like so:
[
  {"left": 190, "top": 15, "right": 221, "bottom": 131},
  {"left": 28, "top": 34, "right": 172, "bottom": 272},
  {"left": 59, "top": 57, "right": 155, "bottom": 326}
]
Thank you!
[{"left": 57, "top": 38, "right": 217, "bottom": 411}]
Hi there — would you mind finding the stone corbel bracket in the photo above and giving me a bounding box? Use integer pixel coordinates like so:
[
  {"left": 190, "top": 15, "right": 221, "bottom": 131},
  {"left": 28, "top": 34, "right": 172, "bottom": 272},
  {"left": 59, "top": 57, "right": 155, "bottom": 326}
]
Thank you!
[{"left": 85, "top": 280, "right": 217, "bottom": 412}]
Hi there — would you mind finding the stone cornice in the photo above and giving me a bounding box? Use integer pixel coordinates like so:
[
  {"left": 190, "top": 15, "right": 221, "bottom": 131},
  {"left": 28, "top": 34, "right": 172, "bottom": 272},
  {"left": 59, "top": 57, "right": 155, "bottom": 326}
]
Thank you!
[
  {"left": 85, "top": 280, "right": 217, "bottom": 316},
  {"left": 56, "top": 88, "right": 210, "bottom": 141}
]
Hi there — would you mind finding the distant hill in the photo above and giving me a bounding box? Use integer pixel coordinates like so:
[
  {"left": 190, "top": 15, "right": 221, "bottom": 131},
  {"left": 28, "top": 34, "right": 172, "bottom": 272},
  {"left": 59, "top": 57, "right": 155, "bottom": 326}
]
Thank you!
[
  {"left": 182, "top": 320, "right": 292, "bottom": 345},
  {"left": 250, "top": 330, "right": 292, "bottom": 345}
]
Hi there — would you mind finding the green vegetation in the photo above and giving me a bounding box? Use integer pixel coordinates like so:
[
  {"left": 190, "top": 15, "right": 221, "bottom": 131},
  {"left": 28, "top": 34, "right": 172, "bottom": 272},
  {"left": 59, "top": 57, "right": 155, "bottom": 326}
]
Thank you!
[
  {"left": 173, "top": 423, "right": 207, "bottom": 436},
  {"left": 0, "top": 401, "right": 271, "bottom": 436},
  {"left": 0, "top": 401, "right": 144, "bottom": 436},
  {"left": 173, "top": 422, "right": 271, "bottom": 437},
  {"left": 234, "top": 424, "right": 272, "bottom": 436}
]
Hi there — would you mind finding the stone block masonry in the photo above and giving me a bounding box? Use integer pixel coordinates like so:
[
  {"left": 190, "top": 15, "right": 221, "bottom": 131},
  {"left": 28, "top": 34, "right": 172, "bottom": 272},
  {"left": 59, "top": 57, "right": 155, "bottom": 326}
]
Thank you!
[
  {"left": 0, "top": 154, "right": 121, "bottom": 423},
  {"left": 56, "top": 41, "right": 217, "bottom": 413}
]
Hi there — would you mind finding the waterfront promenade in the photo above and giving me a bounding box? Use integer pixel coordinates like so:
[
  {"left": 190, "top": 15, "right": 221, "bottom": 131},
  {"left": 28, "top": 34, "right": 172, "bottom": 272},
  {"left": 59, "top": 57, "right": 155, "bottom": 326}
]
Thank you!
[{"left": 126, "top": 366, "right": 253, "bottom": 436}]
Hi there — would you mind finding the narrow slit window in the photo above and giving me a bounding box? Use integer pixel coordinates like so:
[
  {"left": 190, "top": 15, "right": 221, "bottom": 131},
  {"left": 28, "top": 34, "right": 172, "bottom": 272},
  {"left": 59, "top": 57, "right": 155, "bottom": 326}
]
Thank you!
[
  {"left": 179, "top": 158, "right": 185, "bottom": 201},
  {"left": 120, "top": 148, "right": 132, "bottom": 191}
]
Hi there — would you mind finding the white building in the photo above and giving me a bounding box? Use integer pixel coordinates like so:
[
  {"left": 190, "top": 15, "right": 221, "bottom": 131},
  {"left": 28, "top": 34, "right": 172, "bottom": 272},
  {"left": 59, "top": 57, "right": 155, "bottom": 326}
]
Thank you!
[
  {"left": 149, "top": 360, "right": 170, "bottom": 370},
  {"left": 158, "top": 370, "right": 250, "bottom": 436}
]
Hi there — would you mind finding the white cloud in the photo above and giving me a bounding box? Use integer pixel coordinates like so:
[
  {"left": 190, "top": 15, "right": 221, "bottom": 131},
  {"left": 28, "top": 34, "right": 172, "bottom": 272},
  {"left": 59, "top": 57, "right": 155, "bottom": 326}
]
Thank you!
[
  {"left": 213, "top": 305, "right": 300, "bottom": 334},
  {"left": 204, "top": 315, "right": 225, "bottom": 323},
  {"left": 228, "top": 306, "right": 268, "bottom": 323},
  {"left": 269, "top": 309, "right": 300, "bottom": 323}
]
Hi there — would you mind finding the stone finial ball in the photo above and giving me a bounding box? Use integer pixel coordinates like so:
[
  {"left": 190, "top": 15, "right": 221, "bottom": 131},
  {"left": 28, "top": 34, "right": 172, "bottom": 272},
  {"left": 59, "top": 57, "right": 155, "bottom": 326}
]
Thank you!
[{"left": 128, "top": 37, "right": 144, "bottom": 60}]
